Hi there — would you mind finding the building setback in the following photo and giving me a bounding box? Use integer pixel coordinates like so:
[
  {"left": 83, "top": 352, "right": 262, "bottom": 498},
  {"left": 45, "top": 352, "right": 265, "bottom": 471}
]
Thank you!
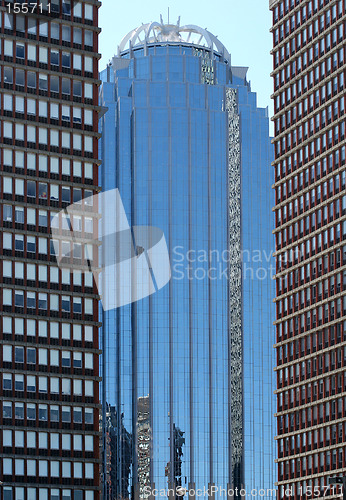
[
  {"left": 0, "top": 1, "right": 101, "bottom": 499},
  {"left": 271, "top": 0, "right": 346, "bottom": 497},
  {"left": 99, "top": 20, "right": 275, "bottom": 499}
]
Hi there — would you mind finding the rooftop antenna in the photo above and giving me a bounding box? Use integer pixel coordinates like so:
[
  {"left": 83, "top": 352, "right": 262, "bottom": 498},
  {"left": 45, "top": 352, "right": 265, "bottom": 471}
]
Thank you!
[
  {"left": 168, "top": 7, "right": 170, "bottom": 24},
  {"left": 160, "top": 14, "right": 164, "bottom": 24},
  {"left": 177, "top": 16, "right": 181, "bottom": 27}
]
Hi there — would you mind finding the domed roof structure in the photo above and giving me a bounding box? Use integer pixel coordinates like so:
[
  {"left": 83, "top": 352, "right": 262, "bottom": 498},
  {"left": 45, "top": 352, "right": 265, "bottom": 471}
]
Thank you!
[{"left": 117, "top": 17, "right": 231, "bottom": 63}]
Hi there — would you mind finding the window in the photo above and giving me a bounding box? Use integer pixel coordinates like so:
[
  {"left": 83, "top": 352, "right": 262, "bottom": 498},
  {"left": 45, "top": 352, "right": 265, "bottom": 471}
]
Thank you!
[
  {"left": 3, "top": 459, "right": 13, "bottom": 475},
  {"left": 73, "top": 352, "right": 82, "bottom": 368},
  {"left": 62, "top": 52, "right": 71, "bottom": 68},
  {"left": 15, "top": 375, "right": 24, "bottom": 391},
  {"left": 27, "top": 404, "right": 36, "bottom": 420},
  {"left": 39, "top": 47, "right": 48, "bottom": 64},
  {"left": 85, "top": 408, "right": 93, "bottom": 424},
  {"left": 62, "top": 351, "right": 71, "bottom": 367},
  {"left": 4, "top": 67, "right": 13, "bottom": 84},
  {"left": 62, "top": 296, "right": 70, "bottom": 312},
  {"left": 38, "top": 74, "right": 48, "bottom": 91},
  {"left": 15, "top": 40, "right": 25, "bottom": 59},
  {"left": 3, "top": 402, "right": 12, "bottom": 418},
  {"left": 51, "top": 378, "right": 59, "bottom": 394},
  {"left": 39, "top": 405, "right": 48, "bottom": 421},
  {"left": 27, "top": 376, "right": 36, "bottom": 392},
  {"left": 73, "top": 379, "right": 82, "bottom": 395},
  {"left": 3, "top": 373, "right": 12, "bottom": 390},
  {"left": 27, "top": 348, "right": 36, "bottom": 364},
  {"left": 62, "top": 406, "right": 71, "bottom": 422},
  {"left": 39, "top": 377, "right": 48, "bottom": 393},
  {"left": 15, "top": 347, "right": 24, "bottom": 363},
  {"left": 51, "top": 51, "right": 59, "bottom": 66},
  {"left": 15, "top": 403, "right": 24, "bottom": 419},
  {"left": 72, "top": 408, "right": 82, "bottom": 426},
  {"left": 3, "top": 345, "right": 12, "bottom": 363},
  {"left": 50, "top": 406, "right": 59, "bottom": 422},
  {"left": 85, "top": 381, "right": 93, "bottom": 397},
  {"left": 62, "top": 379, "right": 71, "bottom": 395}
]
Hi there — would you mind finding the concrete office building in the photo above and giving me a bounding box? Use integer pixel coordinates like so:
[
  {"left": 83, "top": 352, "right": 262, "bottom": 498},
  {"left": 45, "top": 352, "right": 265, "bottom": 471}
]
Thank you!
[
  {"left": 0, "top": 1, "right": 101, "bottom": 498},
  {"left": 271, "top": 0, "right": 346, "bottom": 497}
]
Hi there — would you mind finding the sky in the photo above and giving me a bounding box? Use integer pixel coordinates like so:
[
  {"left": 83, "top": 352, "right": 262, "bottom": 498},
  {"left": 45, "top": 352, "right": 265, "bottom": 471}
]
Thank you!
[{"left": 99, "top": 0, "right": 274, "bottom": 122}]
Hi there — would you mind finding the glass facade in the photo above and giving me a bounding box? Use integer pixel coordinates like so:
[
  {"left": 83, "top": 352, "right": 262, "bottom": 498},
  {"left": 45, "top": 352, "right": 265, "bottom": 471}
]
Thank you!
[{"left": 100, "top": 22, "right": 275, "bottom": 499}]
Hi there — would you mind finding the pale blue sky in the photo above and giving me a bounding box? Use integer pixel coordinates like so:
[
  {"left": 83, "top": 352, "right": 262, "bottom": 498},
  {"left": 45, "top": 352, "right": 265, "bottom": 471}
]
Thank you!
[{"left": 99, "top": 0, "right": 274, "bottom": 121}]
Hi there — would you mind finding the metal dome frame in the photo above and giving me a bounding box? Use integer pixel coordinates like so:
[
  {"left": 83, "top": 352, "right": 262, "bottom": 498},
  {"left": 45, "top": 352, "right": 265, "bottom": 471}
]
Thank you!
[{"left": 117, "top": 20, "right": 231, "bottom": 63}]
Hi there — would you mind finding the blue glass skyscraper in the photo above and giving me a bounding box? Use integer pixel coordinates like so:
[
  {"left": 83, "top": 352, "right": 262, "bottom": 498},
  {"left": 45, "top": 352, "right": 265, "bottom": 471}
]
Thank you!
[{"left": 99, "top": 20, "right": 275, "bottom": 498}]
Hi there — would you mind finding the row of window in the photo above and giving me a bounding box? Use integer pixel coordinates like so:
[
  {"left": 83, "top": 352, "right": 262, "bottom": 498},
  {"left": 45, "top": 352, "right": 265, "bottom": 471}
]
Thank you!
[
  {"left": 2, "top": 487, "right": 94, "bottom": 500},
  {"left": 1, "top": 95, "right": 94, "bottom": 126},
  {"left": 277, "top": 273, "right": 345, "bottom": 311},
  {"left": 278, "top": 356, "right": 345, "bottom": 389},
  {"left": 2, "top": 457, "right": 94, "bottom": 479},
  {"left": 2, "top": 232, "right": 96, "bottom": 269},
  {"left": 273, "top": 0, "right": 344, "bottom": 26},
  {"left": 2, "top": 317, "right": 94, "bottom": 342},
  {"left": 277, "top": 221, "right": 345, "bottom": 258},
  {"left": 277, "top": 305, "right": 345, "bottom": 342},
  {"left": 277, "top": 296, "right": 346, "bottom": 328},
  {"left": 279, "top": 420, "right": 345, "bottom": 451},
  {"left": 2, "top": 234, "right": 95, "bottom": 271},
  {"left": 2, "top": 205, "right": 95, "bottom": 237},
  {"left": 3, "top": 345, "right": 94, "bottom": 369},
  {"left": 1, "top": 180, "right": 95, "bottom": 212},
  {"left": 2, "top": 14, "right": 94, "bottom": 47},
  {"left": 277, "top": 262, "right": 344, "bottom": 297},
  {"left": 276, "top": 299, "right": 344, "bottom": 338},
  {"left": 3, "top": 429, "right": 94, "bottom": 452},
  {"left": 2, "top": 149, "right": 94, "bottom": 178},
  {"left": 277, "top": 319, "right": 345, "bottom": 351},
  {"left": 2, "top": 121, "right": 94, "bottom": 152},
  {"left": 278, "top": 373, "right": 345, "bottom": 408},
  {"left": 3, "top": 373, "right": 95, "bottom": 397},
  {"left": 275, "top": 143, "right": 344, "bottom": 188},
  {"left": 2, "top": 67, "right": 94, "bottom": 101},
  {"left": 2, "top": 261, "right": 94, "bottom": 286},
  {"left": 279, "top": 446, "right": 345, "bottom": 480},
  {"left": 277, "top": 199, "right": 346, "bottom": 236},
  {"left": 2, "top": 40, "right": 94, "bottom": 74},
  {"left": 277, "top": 188, "right": 345, "bottom": 228},
  {"left": 2, "top": 289, "right": 94, "bottom": 315},
  {"left": 278, "top": 396, "right": 346, "bottom": 433},
  {"left": 2, "top": 400, "right": 94, "bottom": 423},
  {"left": 276, "top": 141, "right": 344, "bottom": 181},
  {"left": 277, "top": 245, "right": 343, "bottom": 281}
]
